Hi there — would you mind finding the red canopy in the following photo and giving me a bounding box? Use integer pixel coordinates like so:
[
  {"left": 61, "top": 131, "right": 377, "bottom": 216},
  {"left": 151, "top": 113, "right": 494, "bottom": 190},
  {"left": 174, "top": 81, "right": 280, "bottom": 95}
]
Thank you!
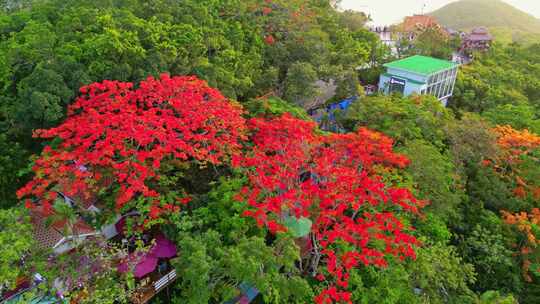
[
  {"left": 117, "top": 234, "right": 177, "bottom": 278},
  {"left": 118, "top": 252, "right": 158, "bottom": 278},
  {"left": 149, "top": 234, "right": 177, "bottom": 258}
]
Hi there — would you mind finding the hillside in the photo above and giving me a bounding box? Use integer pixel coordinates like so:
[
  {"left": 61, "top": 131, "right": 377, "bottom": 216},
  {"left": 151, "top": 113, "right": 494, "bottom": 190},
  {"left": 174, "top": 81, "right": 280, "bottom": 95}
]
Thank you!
[{"left": 430, "top": 0, "right": 540, "bottom": 33}]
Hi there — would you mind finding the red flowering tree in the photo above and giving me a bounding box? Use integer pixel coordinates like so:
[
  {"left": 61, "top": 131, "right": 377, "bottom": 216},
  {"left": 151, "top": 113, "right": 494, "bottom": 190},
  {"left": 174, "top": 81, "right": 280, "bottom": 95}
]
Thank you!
[
  {"left": 18, "top": 75, "right": 423, "bottom": 302},
  {"left": 491, "top": 126, "right": 540, "bottom": 281},
  {"left": 17, "top": 75, "right": 247, "bottom": 219},
  {"left": 488, "top": 125, "right": 540, "bottom": 199},
  {"left": 502, "top": 208, "right": 540, "bottom": 282},
  {"left": 232, "top": 114, "right": 423, "bottom": 303},
  {"left": 251, "top": 0, "right": 318, "bottom": 46}
]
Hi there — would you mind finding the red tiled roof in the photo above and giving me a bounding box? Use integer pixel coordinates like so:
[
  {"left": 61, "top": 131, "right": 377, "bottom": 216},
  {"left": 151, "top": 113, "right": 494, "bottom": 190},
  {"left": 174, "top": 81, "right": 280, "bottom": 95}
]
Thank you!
[
  {"left": 50, "top": 218, "right": 95, "bottom": 235},
  {"left": 30, "top": 211, "right": 64, "bottom": 249},
  {"left": 30, "top": 208, "right": 96, "bottom": 250},
  {"left": 403, "top": 15, "right": 438, "bottom": 32}
]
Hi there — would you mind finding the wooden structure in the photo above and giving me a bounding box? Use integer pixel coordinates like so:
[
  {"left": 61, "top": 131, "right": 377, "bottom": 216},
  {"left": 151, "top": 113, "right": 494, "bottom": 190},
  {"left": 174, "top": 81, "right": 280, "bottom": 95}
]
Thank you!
[
  {"left": 130, "top": 268, "right": 177, "bottom": 304},
  {"left": 461, "top": 27, "right": 492, "bottom": 52}
]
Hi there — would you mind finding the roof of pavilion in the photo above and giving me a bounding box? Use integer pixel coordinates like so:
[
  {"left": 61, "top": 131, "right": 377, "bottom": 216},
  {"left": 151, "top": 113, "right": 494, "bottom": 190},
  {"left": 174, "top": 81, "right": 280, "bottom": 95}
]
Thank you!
[{"left": 465, "top": 27, "right": 493, "bottom": 42}]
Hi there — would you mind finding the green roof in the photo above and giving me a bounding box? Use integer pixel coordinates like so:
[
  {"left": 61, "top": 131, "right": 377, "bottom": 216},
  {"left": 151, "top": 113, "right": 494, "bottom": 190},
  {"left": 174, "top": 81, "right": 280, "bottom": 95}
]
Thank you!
[
  {"left": 383, "top": 55, "right": 457, "bottom": 76},
  {"left": 382, "top": 73, "right": 425, "bottom": 85}
]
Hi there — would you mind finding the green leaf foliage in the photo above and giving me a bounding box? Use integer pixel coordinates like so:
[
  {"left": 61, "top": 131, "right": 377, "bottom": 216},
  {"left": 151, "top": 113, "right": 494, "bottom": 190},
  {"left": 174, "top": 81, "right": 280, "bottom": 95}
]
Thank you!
[
  {"left": 0, "top": 206, "right": 35, "bottom": 289},
  {"left": 341, "top": 94, "right": 453, "bottom": 148},
  {"left": 165, "top": 178, "right": 313, "bottom": 303}
]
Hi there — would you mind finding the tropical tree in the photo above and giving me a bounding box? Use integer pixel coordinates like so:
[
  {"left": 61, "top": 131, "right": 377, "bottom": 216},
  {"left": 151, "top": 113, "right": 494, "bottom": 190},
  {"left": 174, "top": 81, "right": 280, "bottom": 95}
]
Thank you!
[
  {"left": 17, "top": 75, "right": 247, "bottom": 222},
  {"left": 412, "top": 26, "right": 458, "bottom": 59},
  {"left": 233, "top": 114, "right": 423, "bottom": 303},
  {"left": 0, "top": 206, "right": 36, "bottom": 290},
  {"left": 0, "top": 134, "right": 29, "bottom": 207},
  {"left": 400, "top": 140, "right": 463, "bottom": 220},
  {"left": 166, "top": 177, "right": 313, "bottom": 303},
  {"left": 342, "top": 95, "right": 453, "bottom": 149},
  {"left": 483, "top": 104, "right": 540, "bottom": 134}
]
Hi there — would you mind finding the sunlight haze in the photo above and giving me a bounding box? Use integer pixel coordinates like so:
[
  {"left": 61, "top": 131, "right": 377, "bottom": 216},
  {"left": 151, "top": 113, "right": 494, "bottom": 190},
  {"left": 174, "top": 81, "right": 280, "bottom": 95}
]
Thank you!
[{"left": 339, "top": 0, "right": 540, "bottom": 25}]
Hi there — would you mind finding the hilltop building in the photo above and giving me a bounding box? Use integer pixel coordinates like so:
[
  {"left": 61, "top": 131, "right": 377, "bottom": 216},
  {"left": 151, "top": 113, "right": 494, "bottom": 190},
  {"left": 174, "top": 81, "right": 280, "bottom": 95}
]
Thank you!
[
  {"left": 369, "top": 15, "right": 456, "bottom": 56},
  {"left": 461, "top": 26, "right": 492, "bottom": 52},
  {"left": 370, "top": 26, "right": 395, "bottom": 47},
  {"left": 402, "top": 15, "right": 438, "bottom": 32},
  {"left": 401, "top": 15, "right": 445, "bottom": 41},
  {"left": 379, "top": 55, "right": 459, "bottom": 105}
]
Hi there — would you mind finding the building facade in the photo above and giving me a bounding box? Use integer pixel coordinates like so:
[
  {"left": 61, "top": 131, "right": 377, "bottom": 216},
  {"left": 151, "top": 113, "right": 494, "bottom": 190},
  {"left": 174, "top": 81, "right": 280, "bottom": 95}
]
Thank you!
[
  {"left": 461, "top": 27, "right": 492, "bottom": 52},
  {"left": 379, "top": 55, "right": 459, "bottom": 105},
  {"left": 370, "top": 26, "right": 395, "bottom": 47}
]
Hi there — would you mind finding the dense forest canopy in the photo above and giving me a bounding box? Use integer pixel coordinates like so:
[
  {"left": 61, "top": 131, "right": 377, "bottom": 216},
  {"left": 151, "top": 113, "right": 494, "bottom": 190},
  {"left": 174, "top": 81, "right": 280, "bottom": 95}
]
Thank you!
[
  {"left": 0, "top": 0, "right": 381, "bottom": 207},
  {"left": 0, "top": 0, "right": 539, "bottom": 304}
]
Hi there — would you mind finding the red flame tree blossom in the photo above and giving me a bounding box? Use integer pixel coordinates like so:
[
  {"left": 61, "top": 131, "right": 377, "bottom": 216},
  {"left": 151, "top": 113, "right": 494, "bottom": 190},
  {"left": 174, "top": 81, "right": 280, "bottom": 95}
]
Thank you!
[
  {"left": 232, "top": 114, "right": 423, "bottom": 304},
  {"left": 18, "top": 75, "right": 247, "bottom": 216},
  {"left": 493, "top": 126, "right": 540, "bottom": 281},
  {"left": 489, "top": 125, "right": 540, "bottom": 199},
  {"left": 19, "top": 75, "right": 422, "bottom": 302},
  {"left": 502, "top": 208, "right": 540, "bottom": 282}
]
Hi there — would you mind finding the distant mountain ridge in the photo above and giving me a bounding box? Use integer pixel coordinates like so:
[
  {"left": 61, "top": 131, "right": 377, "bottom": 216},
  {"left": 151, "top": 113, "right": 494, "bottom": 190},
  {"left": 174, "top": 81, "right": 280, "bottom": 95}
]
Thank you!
[{"left": 429, "top": 0, "right": 540, "bottom": 33}]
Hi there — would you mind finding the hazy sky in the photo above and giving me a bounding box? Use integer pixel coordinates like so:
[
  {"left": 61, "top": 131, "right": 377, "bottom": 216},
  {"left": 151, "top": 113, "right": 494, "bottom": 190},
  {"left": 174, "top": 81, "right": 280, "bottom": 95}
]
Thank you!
[{"left": 339, "top": 0, "right": 540, "bottom": 25}]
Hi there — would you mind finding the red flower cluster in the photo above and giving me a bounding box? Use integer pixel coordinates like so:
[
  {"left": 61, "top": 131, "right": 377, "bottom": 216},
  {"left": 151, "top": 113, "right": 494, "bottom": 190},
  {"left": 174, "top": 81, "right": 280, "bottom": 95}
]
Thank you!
[
  {"left": 264, "top": 34, "right": 276, "bottom": 45},
  {"left": 19, "top": 76, "right": 422, "bottom": 303},
  {"left": 491, "top": 125, "right": 540, "bottom": 199},
  {"left": 233, "top": 114, "right": 422, "bottom": 303},
  {"left": 502, "top": 208, "right": 540, "bottom": 282},
  {"left": 18, "top": 75, "right": 247, "bottom": 215},
  {"left": 262, "top": 6, "right": 272, "bottom": 15}
]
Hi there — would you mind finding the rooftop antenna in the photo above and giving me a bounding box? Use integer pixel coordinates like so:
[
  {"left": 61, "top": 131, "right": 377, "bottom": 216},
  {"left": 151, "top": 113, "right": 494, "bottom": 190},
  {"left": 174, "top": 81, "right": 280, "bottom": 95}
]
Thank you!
[{"left": 421, "top": 2, "right": 427, "bottom": 15}]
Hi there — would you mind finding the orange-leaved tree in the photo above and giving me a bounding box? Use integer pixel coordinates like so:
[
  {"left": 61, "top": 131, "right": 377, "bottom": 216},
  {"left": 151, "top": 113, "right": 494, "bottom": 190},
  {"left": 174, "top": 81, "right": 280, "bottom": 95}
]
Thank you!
[
  {"left": 502, "top": 208, "right": 540, "bottom": 282},
  {"left": 490, "top": 125, "right": 540, "bottom": 200},
  {"left": 493, "top": 126, "right": 540, "bottom": 281}
]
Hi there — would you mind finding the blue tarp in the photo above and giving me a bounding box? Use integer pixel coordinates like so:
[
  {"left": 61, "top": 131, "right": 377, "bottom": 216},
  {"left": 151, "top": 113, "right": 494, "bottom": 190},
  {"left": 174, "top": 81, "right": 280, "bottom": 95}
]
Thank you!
[
  {"left": 327, "top": 97, "right": 356, "bottom": 112},
  {"left": 239, "top": 282, "right": 259, "bottom": 301},
  {"left": 323, "top": 96, "right": 358, "bottom": 132},
  {"left": 308, "top": 96, "right": 359, "bottom": 134},
  {"left": 223, "top": 282, "right": 260, "bottom": 304}
]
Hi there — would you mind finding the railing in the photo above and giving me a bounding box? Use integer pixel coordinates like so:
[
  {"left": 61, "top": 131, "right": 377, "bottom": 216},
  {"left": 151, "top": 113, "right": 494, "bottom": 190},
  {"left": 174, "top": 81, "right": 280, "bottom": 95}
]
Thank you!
[
  {"left": 153, "top": 269, "right": 176, "bottom": 292},
  {"left": 131, "top": 269, "right": 177, "bottom": 304}
]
